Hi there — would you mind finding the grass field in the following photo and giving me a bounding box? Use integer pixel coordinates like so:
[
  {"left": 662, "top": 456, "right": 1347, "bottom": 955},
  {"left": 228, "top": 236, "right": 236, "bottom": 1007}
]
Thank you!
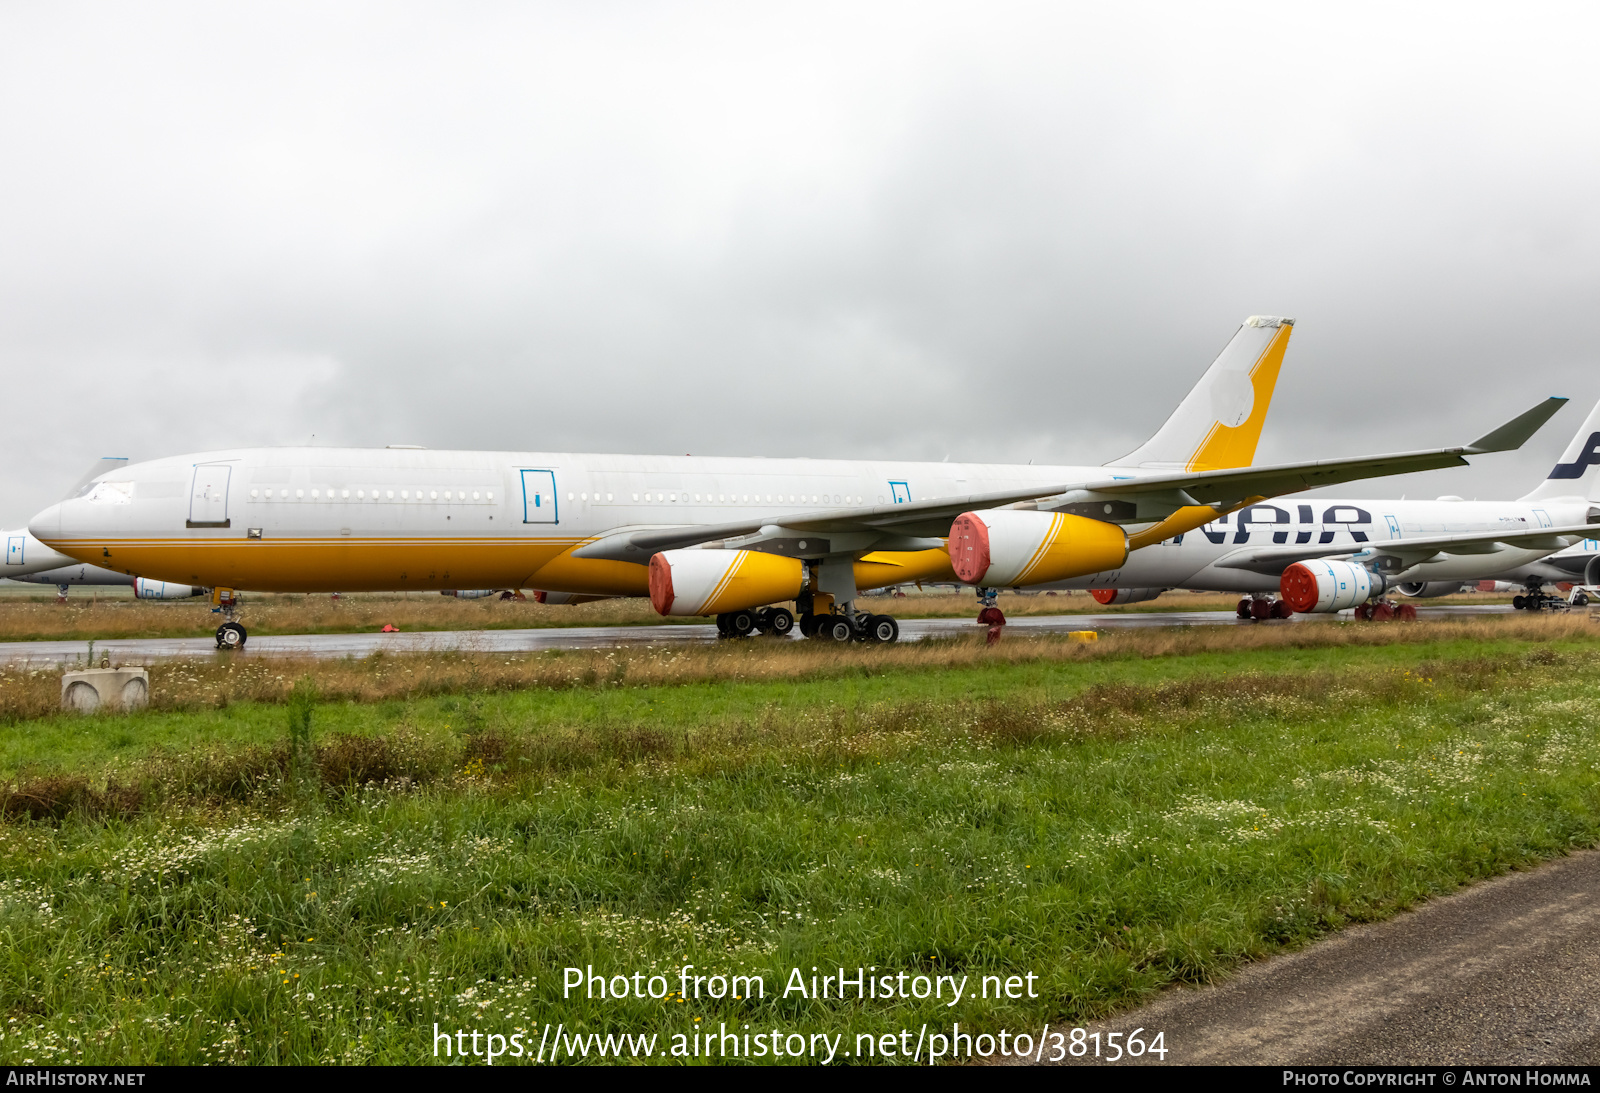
[{"left": 1, "top": 616, "right": 1597, "bottom": 1064}]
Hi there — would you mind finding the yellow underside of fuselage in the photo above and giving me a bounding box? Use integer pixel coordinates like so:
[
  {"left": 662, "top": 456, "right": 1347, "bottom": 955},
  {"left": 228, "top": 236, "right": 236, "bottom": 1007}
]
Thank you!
[{"left": 47, "top": 536, "right": 960, "bottom": 602}]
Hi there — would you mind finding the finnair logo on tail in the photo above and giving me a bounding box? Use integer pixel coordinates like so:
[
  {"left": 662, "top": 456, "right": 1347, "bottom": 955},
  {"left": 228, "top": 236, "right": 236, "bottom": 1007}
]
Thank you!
[{"left": 1548, "top": 433, "right": 1600, "bottom": 479}]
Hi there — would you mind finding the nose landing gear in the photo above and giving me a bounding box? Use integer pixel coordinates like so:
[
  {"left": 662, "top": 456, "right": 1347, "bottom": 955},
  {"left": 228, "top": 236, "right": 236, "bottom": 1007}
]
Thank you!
[{"left": 211, "top": 588, "right": 248, "bottom": 649}]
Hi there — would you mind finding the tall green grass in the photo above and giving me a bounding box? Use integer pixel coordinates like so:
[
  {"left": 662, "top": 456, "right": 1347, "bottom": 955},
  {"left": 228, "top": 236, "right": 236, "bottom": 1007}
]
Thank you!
[{"left": 1, "top": 639, "right": 1598, "bottom": 1063}]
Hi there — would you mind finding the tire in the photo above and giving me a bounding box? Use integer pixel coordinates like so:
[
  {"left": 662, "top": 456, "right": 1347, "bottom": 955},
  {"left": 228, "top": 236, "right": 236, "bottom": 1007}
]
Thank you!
[
  {"left": 727, "top": 610, "right": 757, "bottom": 637},
  {"left": 1512, "top": 595, "right": 1526, "bottom": 610},
  {"left": 798, "top": 613, "right": 818, "bottom": 638},
  {"left": 1236, "top": 598, "right": 1253, "bottom": 620},
  {"left": 1270, "top": 599, "right": 1293, "bottom": 619},
  {"left": 1249, "top": 598, "right": 1272, "bottom": 621},
  {"left": 820, "top": 617, "right": 853, "bottom": 642},
  {"left": 216, "top": 622, "right": 247, "bottom": 649},
  {"left": 1397, "top": 604, "right": 1417, "bottom": 621},
  {"left": 1574, "top": 592, "right": 1590, "bottom": 607},
  {"left": 1371, "top": 602, "right": 1394, "bottom": 621},
  {"left": 865, "top": 614, "right": 899, "bottom": 643},
  {"left": 766, "top": 607, "right": 795, "bottom": 636},
  {"left": 715, "top": 612, "right": 731, "bottom": 636}
]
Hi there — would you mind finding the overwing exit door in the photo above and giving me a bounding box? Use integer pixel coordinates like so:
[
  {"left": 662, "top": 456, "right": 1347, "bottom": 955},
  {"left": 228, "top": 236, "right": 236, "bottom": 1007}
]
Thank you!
[{"left": 520, "top": 470, "right": 559, "bottom": 523}]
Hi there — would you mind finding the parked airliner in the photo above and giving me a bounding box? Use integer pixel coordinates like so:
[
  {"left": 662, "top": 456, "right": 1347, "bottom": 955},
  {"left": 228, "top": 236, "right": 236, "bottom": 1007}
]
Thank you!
[
  {"left": 1036, "top": 398, "right": 1600, "bottom": 617},
  {"left": 26, "top": 317, "right": 1564, "bottom": 646}
]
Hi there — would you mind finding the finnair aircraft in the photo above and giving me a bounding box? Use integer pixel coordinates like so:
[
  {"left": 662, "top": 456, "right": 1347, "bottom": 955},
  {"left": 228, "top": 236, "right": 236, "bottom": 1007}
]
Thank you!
[
  {"left": 26, "top": 316, "right": 1563, "bottom": 647},
  {"left": 1041, "top": 398, "right": 1600, "bottom": 616}
]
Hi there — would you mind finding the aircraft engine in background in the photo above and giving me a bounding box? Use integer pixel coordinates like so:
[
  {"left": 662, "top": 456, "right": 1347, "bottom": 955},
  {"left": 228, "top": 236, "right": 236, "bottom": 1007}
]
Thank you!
[
  {"left": 133, "top": 578, "right": 203, "bottom": 599},
  {"left": 1090, "top": 587, "right": 1164, "bottom": 605},
  {"left": 1396, "top": 581, "right": 1468, "bottom": 598},
  {"left": 948, "top": 511, "right": 1128, "bottom": 587},
  {"left": 648, "top": 549, "right": 803, "bottom": 616},
  {"left": 1280, "top": 560, "right": 1385, "bottom": 613}
]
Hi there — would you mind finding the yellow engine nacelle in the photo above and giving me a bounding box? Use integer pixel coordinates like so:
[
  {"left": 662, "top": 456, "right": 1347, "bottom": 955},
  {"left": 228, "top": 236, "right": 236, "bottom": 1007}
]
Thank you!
[
  {"left": 648, "top": 549, "right": 804, "bottom": 616},
  {"left": 949, "top": 510, "right": 1128, "bottom": 587}
]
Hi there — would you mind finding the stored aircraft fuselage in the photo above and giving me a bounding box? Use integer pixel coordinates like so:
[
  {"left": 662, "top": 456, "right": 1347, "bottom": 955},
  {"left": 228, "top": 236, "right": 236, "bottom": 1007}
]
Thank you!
[
  {"left": 1066, "top": 495, "right": 1596, "bottom": 594},
  {"left": 29, "top": 447, "right": 1139, "bottom": 595}
]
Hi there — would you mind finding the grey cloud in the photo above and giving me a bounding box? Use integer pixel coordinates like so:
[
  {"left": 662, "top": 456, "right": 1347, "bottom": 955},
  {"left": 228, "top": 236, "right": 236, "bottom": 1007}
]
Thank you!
[{"left": 3, "top": 3, "right": 1598, "bottom": 522}]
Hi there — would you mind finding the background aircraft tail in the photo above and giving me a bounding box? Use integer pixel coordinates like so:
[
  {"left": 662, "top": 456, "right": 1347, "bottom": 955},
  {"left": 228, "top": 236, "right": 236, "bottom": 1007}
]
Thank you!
[
  {"left": 1520, "top": 397, "right": 1600, "bottom": 500},
  {"left": 1107, "top": 315, "right": 1293, "bottom": 472}
]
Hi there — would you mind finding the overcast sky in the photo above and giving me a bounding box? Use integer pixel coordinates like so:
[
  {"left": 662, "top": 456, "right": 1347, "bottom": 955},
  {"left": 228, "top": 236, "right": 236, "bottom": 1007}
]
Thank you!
[{"left": 4, "top": 3, "right": 1599, "bottom": 525}]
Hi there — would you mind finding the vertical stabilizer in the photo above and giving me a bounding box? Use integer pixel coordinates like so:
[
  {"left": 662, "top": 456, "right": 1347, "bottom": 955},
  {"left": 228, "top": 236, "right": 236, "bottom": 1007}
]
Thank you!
[
  {"left": 1520, "top": 397, "right": 1600, "bottom": 500},
  {"left": 1108, "top": 316, "right": 1293, "bottom": 472}
]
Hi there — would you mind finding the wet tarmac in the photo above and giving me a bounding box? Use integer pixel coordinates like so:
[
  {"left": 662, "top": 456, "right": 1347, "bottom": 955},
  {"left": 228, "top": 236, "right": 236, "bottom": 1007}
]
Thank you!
[{"left": 0, "top": 603, "right": 1528, "bottom": 665}]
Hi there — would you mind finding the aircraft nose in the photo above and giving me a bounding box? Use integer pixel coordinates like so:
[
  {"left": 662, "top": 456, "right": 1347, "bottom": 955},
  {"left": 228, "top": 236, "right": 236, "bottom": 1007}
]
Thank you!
[{"left": 28, "top": 502, "right": 63, "bottom": 543}]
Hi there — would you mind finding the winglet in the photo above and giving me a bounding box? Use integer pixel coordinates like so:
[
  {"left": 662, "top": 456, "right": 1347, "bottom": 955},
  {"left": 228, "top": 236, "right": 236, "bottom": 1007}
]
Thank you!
[{"left": 1463, "top": 397, "right": 1568, "bottom": 454}]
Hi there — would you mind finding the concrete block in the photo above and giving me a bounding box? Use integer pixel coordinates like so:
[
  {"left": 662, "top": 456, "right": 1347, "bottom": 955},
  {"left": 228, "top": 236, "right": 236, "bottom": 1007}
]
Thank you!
[{"left": 61, "top": 667, "right": 150, "bottom": 712}]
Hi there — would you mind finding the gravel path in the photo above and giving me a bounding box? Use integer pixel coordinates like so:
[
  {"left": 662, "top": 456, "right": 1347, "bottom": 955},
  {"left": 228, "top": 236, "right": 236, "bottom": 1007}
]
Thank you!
[{"left": 1041, "top": 850, "right": 1600, "bottom": 1066}]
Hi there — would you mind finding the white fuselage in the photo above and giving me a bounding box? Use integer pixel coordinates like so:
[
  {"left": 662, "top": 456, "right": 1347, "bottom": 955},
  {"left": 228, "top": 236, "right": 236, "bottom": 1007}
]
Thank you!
[{"left": 27, "top": 447, "right": 1139, "bottom": 594}]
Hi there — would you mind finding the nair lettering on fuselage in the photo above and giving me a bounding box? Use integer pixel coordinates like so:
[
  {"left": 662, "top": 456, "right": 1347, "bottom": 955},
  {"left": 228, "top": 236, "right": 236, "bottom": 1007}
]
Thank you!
[{"left": 1198, "top": 504, "right": 1376, "bottom": 545}]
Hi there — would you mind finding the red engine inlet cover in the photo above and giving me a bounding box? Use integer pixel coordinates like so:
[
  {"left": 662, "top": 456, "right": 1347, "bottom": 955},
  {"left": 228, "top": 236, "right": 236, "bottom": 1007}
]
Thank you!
[
  {"left": 948, "top": 513, "right": 992, "bottom": 584},
  {"left": 1090, "top": 588, "right": 1116, "bottom": 605},
  {"left": 1279, "top": 562, "right": 1320, "bottom": 614},
  {"left": 647, "top": 554, "right": 675, "bottom": 615}
]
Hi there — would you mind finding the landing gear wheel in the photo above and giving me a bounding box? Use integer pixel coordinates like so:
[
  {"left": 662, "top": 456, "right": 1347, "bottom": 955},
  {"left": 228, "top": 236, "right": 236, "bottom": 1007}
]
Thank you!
[
  {"left": 1270, "top": 599, "right": 1293, "bottom": 619},
  {"left": 726, "top": 609, "right": 757, "bottom": 637},
  {"left": 798, "top": 613, "right": 819, "bottom": 638},
  {"left": 215, "top": 622, "right": 247, "bottom": 649},
  {"left": 1353, "top": 604, "right": 1373, "bottom": 621},
  {"left": 1236, "top": 598, "right": 1253, "bottom": 620},
  {"left": 765, "top": 607, "right": 795, "bottom": 637},
  {"left": 819, "top": 617, "right": 853, "bottom": 642},
  {"left": 1575, "top": 592, "right": 1591, "bottom": 608},
  {"left": 1397, "top": 604, "right": 1417, "bottom": 621},
  {"left": 1512, "top": 595, "right": 1526, "bottom": 610},
  {"left": 1250, "top": 598, "right": 1272, "bottom": 621},
  {"left": 1371, "top": 602, "right": 1394, "bottom": 621},
  {"left": 863, "top": 614, "right": 899, "bottom": 644}
]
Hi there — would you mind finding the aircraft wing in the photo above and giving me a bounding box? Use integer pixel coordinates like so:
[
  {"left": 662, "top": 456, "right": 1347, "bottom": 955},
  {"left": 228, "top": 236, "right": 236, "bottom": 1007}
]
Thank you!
[
  {"left": 1073, "top": 397, "right": 1568, "bottom": 507},
  {"left": 572, "top": 397, "right": 1568, "bottom": 562},
  {"left": 570, "top": 484, "right": 1074, "bottom": 561},
  {"left": 1211, "top": 522, "right": 1600, "bottom": 577}
]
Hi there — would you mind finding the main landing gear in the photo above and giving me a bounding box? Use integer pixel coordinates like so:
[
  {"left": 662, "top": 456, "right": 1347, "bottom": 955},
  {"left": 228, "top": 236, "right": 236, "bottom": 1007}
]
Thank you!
[
  {"left": 211, "top": 588, "right": 248, "bottom": 649},
  {"left": 1236, "top": 596, "right": 1293, "bottom": 621},
  {"left": 1512, "top": 579, "right": 1579, "bottom": 611},
  {"left": 795, "top": 610, "right": 899, "bottom": 643},
  {"left": 1351, "top": 600, "right": 1417, "bottom": 622},
  {"left": 715, "top": 606, "right": 796, "bottom": 638}
]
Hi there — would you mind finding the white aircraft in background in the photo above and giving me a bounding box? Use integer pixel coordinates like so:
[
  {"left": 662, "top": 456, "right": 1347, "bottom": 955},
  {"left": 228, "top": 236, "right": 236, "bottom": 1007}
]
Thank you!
[
  {"left": 26, "top": 316, "right": 1565, "bottom": 647},
  {"left": 1034, "top": 397, "right": 1600, "bottom": 618},
  {"left": 3, "top": 456, "right": 204, "bottom": 600}
]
